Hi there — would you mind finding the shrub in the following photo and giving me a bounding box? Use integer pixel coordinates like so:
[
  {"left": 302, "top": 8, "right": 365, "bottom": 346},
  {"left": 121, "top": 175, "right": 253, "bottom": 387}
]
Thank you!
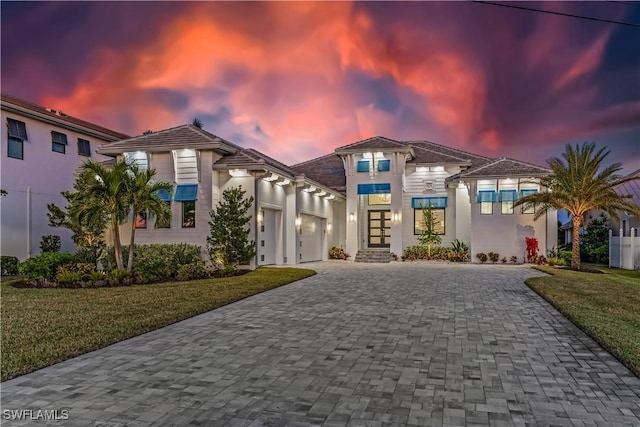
[
  {"left": 476, "top": 252, "right": 488, "bottom": 263},
  {"left": 525, "top": 237, "right": 539, "bottom": 263},
  {"left": 176, "top": 262, "right": 210, "bottom": 281},
  {"left": 56, "top": 270, "right": 83, "bottom": 285},
  {"left": 501, "top": 257, "right": 507, "bottom": 263},
  {"left": 101, "top": 243, "right": 202, "bottom": 281},
  {"left": 328, "top": 247, "right": 350, "bottom": 260},
  {"left": 18, "top": 252, "right": 76, "bottom": 281},
  {"left": 510, "top": 255, "right": 519, "bottom": 263},
  {"left": 559, "top": 250, "right": 572, "bottom": 266},
  {"left": 39, "top": 234, "right": 61, "bottom": 253},
  {"left": 534, "top": 255, "right": 547, "bottom": 265},
  {"left": 1, "top": 256, "right": 19, "bottom": 276},
  {"left": 488, "top": 252, "right": 500, "bottom": 263},
  {"left": 591, "top": 244, "right": 609, "bottom": 265},
  {"left": 107, "top": 269, "right": 130, "bottom": 284},
  {"left": 449, "top": 240, "right": 470, "bottom": 262},
  {"left": 547, "top": 257, "right": 565, "bottom": 267},
  {"left": 87, "top": 270, "right": 105, "bottom": 281}
]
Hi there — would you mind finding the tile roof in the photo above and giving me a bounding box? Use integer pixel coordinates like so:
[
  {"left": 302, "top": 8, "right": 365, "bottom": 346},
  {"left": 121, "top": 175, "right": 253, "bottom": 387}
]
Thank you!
[
  {"left": 1, "top": 93, "right": 129, "bottom": 141},
  {"left": 334, "top": 136, "right": 407, "bottom": 151},
  {"left": 453, "top": 157, "right": 551, "bottom": 179},
  {"left": 291, "top": 153, "right": 346, "bottom": 192},
  {"left": 215, "top": 148, "right": 298, "bottom": 178},
  {"left": 97, "top": 124, "right": 240, "bottom": 155}
]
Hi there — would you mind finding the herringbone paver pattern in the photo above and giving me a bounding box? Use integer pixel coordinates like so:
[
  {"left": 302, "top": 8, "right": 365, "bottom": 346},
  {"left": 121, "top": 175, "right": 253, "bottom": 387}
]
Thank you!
[{"left": 2, "top": 263, "right": 639, "bottom": 426}]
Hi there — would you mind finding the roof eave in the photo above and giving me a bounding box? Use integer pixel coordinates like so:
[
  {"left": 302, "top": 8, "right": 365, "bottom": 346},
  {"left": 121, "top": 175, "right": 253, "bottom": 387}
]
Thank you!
[{"left": 1, "top": 100, "right": 128, "bottom": 142}]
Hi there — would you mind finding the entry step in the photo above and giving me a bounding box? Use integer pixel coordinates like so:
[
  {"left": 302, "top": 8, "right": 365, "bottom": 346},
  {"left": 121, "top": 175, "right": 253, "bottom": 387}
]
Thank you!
[{"left": 354, "top": 249, "right": 392, "bottom": 263}]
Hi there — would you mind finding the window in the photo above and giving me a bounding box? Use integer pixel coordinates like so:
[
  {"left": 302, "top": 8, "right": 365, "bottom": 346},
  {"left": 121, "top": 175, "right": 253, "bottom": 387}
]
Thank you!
[
  {"left": 156, "top": 201, "right": 171, "bottom": 229},
  {"left": 8, "top": 137, "right": 23, "bottom": 159},
  {"left": 414, "top": 208, "right": 445, "bottom": 235},
  {"left": 477, "top": 190, "right": 496, "bottom": 215},
  {"left": 499, "top": 190, "right": 517, "bottom": 215},
  {"left": 7, "top": 118, "right": 27, "bottom": 160},
  {"left": 357, "top": 160, "right": 370, "bottom": 172},
  {"left": 78, "top": 138, "right": 91, "bottom": 156},
  {"left": 135, "top": 211, "right": 147, "bottom": 229},
  {"left": 7, "top": 118, "right": 28, "bottom": 140},
  {"left": 368, "top": 194, "right": 391, "bottom": 205},
  {"left": 182, "top": 201, "right": 195, "bottom": 228},
  {"left": 377, "top": 159, "right": 390, "bottom": 172},
  {"left": 51, "top": 131, "right": 68, "bottom": 154},
  {"left": 520, "top": 189, "right": 537, "bottom": 214}
]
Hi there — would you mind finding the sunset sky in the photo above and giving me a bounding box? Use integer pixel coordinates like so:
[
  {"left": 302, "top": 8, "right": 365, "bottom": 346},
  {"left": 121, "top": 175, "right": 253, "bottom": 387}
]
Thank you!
[{"left": 2, "top": 1, "right": 639, "bottom": 171}]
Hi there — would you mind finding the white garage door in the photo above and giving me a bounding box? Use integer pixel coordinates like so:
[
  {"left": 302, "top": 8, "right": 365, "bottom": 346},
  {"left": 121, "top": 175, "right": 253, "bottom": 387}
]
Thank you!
[
  {"left": 300, "top": 214, "right": 322, "bottom": 262},
  {"left": 258, "top": 208, "right": 277, "bottom": 265}
]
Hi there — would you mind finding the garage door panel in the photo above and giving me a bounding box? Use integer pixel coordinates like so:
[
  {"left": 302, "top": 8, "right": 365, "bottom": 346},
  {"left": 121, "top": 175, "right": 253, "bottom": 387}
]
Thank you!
[{"left": 300, "top": 214, "right": 322, "bottom": 262}]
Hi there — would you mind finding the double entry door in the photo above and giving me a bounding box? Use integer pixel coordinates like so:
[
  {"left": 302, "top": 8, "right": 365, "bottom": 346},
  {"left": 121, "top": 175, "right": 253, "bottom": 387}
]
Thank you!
[{"left": 368, "top": 210, "right": 391, "bottom": 248}]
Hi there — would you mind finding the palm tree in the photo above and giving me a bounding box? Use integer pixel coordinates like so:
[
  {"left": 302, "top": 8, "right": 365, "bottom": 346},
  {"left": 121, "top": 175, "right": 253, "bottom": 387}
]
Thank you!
[
  {"left": 515, "top": 142, "right": 640, "bottom": 270},
  {"left": 126, "top": 165, "right": 172, "bottom": 272},
  {"left": 76, "top": 159, "right": 133, "bottom": 270}
]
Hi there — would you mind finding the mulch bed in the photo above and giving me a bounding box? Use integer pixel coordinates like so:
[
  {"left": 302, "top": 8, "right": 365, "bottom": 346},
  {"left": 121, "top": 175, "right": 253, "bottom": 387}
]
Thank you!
[{"left": 12, "top": 269, "right": 251, "bottom": 289}]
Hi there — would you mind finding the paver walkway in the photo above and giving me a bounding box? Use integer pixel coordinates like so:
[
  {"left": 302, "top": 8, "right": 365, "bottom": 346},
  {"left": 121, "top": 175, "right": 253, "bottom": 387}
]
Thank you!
[{"left": 2, "top": 262, "right": 639, "bottom": 426}]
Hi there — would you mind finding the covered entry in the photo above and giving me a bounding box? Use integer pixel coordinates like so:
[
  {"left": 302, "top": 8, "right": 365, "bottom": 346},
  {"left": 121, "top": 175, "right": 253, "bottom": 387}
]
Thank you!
[{"left": 300, "top": 214, "right": 322, "bottom": 262}]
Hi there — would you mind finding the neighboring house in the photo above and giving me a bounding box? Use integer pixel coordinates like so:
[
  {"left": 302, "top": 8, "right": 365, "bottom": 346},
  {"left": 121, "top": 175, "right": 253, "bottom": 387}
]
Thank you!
[
  {"left": 1, "top": 94, "right": 129, "bottom": 259},
  {"left": 293, "top": 136, "right": 557, "bottom": 262},
  {"left": 96, "top": 125, "right": 346, "bottom": 268},
  {"left": 610, "top": 169, "right": 640, "bottom": 237}
]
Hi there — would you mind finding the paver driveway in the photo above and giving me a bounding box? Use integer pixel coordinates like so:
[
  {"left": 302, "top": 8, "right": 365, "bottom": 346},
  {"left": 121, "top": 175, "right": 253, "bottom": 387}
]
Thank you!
[{"left": 2, "top": 262, "right": 639, "bottom": 426}]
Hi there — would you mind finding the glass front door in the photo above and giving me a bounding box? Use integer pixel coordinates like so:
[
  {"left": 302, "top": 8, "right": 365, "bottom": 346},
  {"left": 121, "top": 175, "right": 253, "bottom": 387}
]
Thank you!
[{"left": 368, "top": 210, "right": 391, "bottom": 248}]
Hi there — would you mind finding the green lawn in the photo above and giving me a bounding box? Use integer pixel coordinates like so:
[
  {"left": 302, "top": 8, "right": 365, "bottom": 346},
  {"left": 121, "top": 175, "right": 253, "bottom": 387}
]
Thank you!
[
  {"left": 1, "top": 267, "right": 315, "bottom": 382},
  {"left": 527, "top": 265, "right": 640, "bottom": 377}
]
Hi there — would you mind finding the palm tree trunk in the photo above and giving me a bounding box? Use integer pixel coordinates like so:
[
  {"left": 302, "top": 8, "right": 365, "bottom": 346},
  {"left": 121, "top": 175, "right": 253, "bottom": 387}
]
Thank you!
[
  {"left": 112, "top": 217, "right": 124, "bottom": 270},
  {"left": 571, "top": 216, "right": 581, "bottom": 270},
  {"left": 127, "top": 220, "right": 136, "bottom": 273}
]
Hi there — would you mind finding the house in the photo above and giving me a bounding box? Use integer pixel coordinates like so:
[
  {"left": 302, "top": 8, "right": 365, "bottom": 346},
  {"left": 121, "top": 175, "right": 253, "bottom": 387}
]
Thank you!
[
  {"left": 293, "top": 136, "right": 557, "bottom": 262},
  {"left": 95, "top": 125, "right": 346, "bottom": 268},
  {"left": 2, "top": 92, "right": 557, "bottom": 264},
  {"left": 610, "top": 169, "right": 640, "bottom": 237},
  {"left": 1, "top": 94, "right": 129, "bottom": 259},
  {"left": 98, "top": 130, "right": 556, "bottom": 265}
]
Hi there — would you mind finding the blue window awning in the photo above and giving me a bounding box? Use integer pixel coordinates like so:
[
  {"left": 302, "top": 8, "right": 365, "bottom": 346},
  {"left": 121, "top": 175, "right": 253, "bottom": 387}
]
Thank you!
[
  {"left": 356, "top": 160, "right": 370, "bottom": 172},
  {"left": 477, "top": 190, "right": 496, "bottom": 203},
  {"left": 154, "top": 188, "right": 172, "bottom": 202},
  {"left": 411, "top": 197, "right": 448, "bottom": 209},
  {"left": 357, "top": 183, "right": 391, "bottom": 195},
  {"left": 174, "top": 184, "right": 198, "bottom": 201},
  {"left": 520, "top": 189, "right": 538, "bottom": 198},
  {"left": 499, "top": 190, "right": 518, "bottom": 202},
  {"left": 377, "top": 159, "right": 391, "bottom": 172}
]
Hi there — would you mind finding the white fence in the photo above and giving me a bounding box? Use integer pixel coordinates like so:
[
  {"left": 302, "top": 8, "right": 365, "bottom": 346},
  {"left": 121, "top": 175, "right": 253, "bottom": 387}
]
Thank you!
[{"left": 609, "top": 228, "right": 640, "bottom": 270}]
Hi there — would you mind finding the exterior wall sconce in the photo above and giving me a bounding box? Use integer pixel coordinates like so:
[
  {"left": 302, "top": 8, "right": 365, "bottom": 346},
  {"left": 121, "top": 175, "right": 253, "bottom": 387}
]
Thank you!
[
  {"left": 257, "top": 209, "right": 264, "bottom": 225},
  {"left": 349, "top": 212, "right": 355, "bottom": 223},
  {"left": 393, "top": 212, "right": 400, "bottom": 223},
  {"left": 327, "top": 223, "right": 332, "bottom": 231},
  {"left": 295, "top": 215, "right": 302, "bottom": 229}
]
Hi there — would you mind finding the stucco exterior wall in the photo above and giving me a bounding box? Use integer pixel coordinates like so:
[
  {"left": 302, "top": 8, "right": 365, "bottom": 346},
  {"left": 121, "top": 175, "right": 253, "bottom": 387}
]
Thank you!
[{"left": 468, "top": 180, "right": 557, "bottom": 262}]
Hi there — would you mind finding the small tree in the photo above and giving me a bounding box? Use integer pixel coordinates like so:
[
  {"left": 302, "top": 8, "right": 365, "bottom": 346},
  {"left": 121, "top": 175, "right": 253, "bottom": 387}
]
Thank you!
[
  {"left": 48, "top": 169, "right": 108, "bottom": 266},
  {"left": 580, "top": 213, "right": 610, "bottom": 264},
  {"left": 207, "top": 186, "right": 256, "bottom": 274},
  {"left": 39, "top": 235, "right": 61, "bottom": 253},
  {"left": 418, "top": 203, "right": 442, "bottom": 258}
]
